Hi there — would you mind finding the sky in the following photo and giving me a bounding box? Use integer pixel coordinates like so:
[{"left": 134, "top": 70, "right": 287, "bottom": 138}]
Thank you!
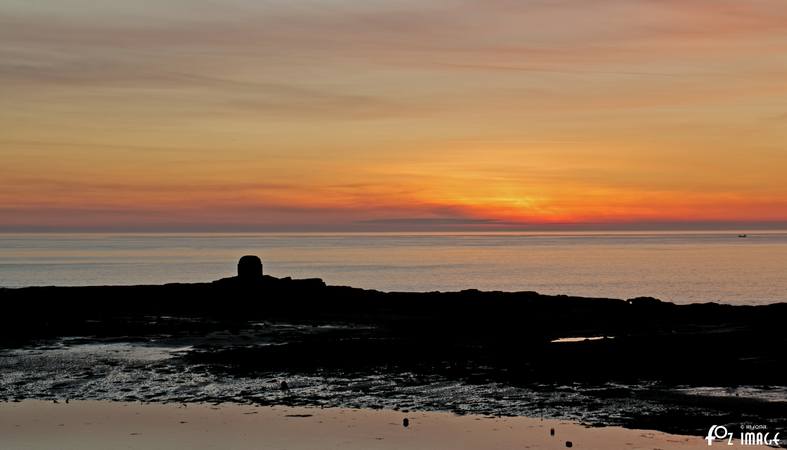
[{"left": 2, "top": 0, "right": 787, "bottom": 232}]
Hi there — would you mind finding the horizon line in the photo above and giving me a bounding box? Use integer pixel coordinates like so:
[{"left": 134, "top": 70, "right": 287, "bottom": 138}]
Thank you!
[{"left": 3, "top": 221, "right": 787, "bottom": 234}]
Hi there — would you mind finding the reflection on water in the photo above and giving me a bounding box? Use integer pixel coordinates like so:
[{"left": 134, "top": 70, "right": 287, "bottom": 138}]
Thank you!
[
  {"left": 550, "top": 336, "right": 610, "bottom": 343},
  {"left": 2, "top": 231, "right": 787, "bottom": 305},
  {"left": 674, "top": 386, "right": 787, "bottom": 404}
]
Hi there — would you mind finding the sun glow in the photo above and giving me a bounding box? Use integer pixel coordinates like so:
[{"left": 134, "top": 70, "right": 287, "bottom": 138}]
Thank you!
[{"left": 2, "top": 0, "right": 787, "bottom": 231}]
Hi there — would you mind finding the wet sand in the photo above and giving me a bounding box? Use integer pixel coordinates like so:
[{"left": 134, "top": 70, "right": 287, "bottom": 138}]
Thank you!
[{"left": 0, "top": 400, "right": 766, "bottom": 450}]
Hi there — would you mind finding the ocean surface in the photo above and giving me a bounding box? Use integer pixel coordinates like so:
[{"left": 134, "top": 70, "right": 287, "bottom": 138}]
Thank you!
[{"left": 1, "top": 231, "right": 786, "bottom": 305}]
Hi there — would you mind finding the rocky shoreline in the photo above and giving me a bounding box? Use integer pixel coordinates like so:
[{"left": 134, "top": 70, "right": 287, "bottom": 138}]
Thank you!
[{"left": 1, "top": 260, "right": 786, "bottom": 442}]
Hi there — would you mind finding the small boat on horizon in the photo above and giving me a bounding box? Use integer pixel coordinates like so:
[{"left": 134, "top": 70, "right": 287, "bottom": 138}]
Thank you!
[{"left": 738, "top": 234, "right": 748, "bottom": 238}]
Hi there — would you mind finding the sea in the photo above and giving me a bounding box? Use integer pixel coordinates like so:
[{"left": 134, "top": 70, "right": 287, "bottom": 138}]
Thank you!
[{"left": 1, "top": 231, "right": 786, "bottom": 305}]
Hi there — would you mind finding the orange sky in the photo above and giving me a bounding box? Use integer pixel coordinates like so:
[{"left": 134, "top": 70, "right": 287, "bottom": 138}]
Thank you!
[{"left": 2, "top": 0, "right": 787, "bottom": 231}]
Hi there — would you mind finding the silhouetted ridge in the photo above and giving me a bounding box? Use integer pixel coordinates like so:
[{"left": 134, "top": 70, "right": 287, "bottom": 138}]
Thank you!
[{"left": 0, "top": 255, "right": 785, "bottom": 389}]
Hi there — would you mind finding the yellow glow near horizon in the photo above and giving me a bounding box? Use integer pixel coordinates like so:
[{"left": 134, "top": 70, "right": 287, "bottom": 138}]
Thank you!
[{"left": 2, "top": 0, "right": 787, "bottom": 230}]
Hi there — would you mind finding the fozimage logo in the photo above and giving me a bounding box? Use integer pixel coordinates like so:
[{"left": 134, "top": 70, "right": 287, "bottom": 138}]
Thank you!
[{"left": 706, "top": 424, "right": 781, "bottom": 446}]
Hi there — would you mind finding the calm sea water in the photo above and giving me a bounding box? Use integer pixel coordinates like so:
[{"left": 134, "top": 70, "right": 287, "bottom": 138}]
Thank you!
[{"left": 1, "top": 232, "right": 786, "bottom": 305}]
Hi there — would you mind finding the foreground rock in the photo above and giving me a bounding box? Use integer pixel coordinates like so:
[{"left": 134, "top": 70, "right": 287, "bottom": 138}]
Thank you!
[{"left": 0, "top": 257, "right": 785, "bottom": 440}]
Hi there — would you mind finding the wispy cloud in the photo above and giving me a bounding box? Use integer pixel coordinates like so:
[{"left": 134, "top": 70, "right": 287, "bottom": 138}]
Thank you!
[{"left": 2, "top": 0, "right": 787, "bottom": 230}]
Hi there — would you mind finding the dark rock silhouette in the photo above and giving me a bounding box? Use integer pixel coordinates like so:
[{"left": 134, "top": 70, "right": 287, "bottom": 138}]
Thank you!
[
  {"left": 0, "top": 257, "right": 785, "bottom": 439},
  {"left": 214, "top": 257, "right": 326, "bottom": 294},
  {"left": 565, "top": 441, "right": 573, "bottom": 448},
  {"left": 238, "top": 255, "right": 263, "bottom": 280}
]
